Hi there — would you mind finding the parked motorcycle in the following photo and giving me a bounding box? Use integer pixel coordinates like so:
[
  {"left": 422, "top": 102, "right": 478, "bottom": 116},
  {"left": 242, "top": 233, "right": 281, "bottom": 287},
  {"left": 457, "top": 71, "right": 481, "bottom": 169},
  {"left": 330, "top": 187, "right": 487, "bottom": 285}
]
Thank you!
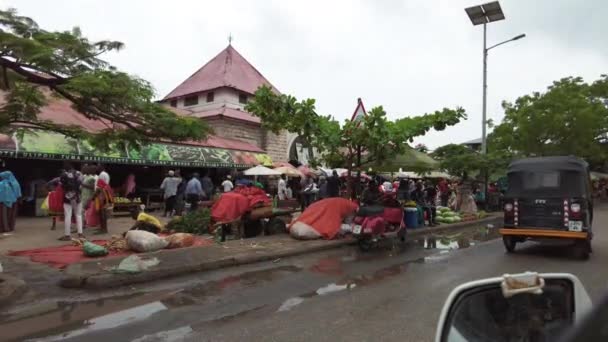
[{"left": 352, "top": 204, "right": 405, "bottom": 251}]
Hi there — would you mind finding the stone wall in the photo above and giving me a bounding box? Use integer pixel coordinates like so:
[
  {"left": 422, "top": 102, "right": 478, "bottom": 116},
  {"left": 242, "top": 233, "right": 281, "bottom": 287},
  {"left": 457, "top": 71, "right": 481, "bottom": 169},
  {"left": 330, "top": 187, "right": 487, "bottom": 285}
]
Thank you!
[
  {"left": 205, "top": 117, "right": 289, "bottom": 163},
  {"left": 265, "top": 129, "right": 288, "bottom": 163}
]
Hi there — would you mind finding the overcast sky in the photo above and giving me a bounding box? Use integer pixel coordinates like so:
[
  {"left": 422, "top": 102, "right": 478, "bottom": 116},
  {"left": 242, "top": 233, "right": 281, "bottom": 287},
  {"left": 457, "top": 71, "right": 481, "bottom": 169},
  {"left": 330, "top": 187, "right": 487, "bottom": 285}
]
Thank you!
[{"left": 2, "top": 0, "right": 607, "bottom": 148}]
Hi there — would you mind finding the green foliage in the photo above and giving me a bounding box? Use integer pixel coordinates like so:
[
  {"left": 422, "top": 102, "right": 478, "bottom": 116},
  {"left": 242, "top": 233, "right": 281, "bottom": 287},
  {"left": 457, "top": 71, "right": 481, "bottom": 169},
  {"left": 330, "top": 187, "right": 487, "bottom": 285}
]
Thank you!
[
  {"left": 165, "top": 208, "right": 211, "bottom": 235},
  {"left": 432, "top": 144, "right": 510, "bottom": 179},
  {"left": 246, "top": 85, "right": 467, "bottom": 170},
  {"left": 0, "top": 8, "right": 209, "bottom": 148},
  {"left": 489, "top": 76, "right": 608, "bottom": 170}
]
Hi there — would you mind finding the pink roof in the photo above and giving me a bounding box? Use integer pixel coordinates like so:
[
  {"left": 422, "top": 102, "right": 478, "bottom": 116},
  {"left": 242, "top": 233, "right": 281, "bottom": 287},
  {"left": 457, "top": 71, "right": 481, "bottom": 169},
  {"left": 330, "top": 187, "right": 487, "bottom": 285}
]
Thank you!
[
  {"left": 0, "top": 89, "right": 264, "bottom": 153},
  {"left": 190, "top": 106, "right": 261, "bottom": 124},
  {"left": 163, "top": 45, "right": 279, "bottom": 100}
]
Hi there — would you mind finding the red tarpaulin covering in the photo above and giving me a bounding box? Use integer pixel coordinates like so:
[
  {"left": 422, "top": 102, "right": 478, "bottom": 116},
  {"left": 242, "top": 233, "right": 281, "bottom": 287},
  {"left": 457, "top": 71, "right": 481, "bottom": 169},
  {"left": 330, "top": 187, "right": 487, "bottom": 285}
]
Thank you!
[
  {"left": 211, "top": 192, "right": 252, "bottom": 222},
  {"left": 8, "top": 236, "right": 213, "bottom": 269},
  {"left": 211, "top": 187, "right": 271, "bottom": 223},
  {"left": 289, "top": 198, "right": 358, "bottom": 240}
]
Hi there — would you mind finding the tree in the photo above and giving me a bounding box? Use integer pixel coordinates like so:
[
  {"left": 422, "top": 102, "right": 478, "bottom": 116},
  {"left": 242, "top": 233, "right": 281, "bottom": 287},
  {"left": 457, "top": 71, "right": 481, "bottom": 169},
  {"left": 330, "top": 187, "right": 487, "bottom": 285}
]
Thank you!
[
  {"left": 0, "top": 9, "right": 209, "bottom": 148},
  {"left": 489, "top": 76, "right": 608, "bottom": 170},
  {"left": 414, "top": 143, "right": 429, "bottom": 153},
  {"left": 246, "top": 85, "right": 466, "bottom": 174},
  {"left": 432, "top": 144, "right": 511, "bottom": 180}
]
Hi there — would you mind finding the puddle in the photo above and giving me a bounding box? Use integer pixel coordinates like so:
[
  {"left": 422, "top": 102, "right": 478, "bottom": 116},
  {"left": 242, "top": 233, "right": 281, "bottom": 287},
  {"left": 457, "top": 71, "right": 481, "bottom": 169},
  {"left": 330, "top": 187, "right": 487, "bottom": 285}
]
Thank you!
[
  {"left": 277, "top": 297, "right": 305, "bottom": 312},
  {"left": 2, "top": 266, "right": 301, "bottom": 341},
  {"left": 27, "top": 301, "right": 168, "bottom": 342},
  {"left": 131, "top": 326, "right": 193, "bottom": 342},
  {"left": 415, "top": 226, "right": 500, "bottom": 251},
  {"left": 0, "top": 290, "right": 174, "bottom": 342}
]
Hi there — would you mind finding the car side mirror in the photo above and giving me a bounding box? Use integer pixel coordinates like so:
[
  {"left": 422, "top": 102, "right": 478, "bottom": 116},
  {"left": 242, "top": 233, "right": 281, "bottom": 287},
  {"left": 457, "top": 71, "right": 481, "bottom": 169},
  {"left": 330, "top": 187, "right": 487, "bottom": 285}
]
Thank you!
[{"left": 435, "top": 272, "right": 592, "bottom": 342}]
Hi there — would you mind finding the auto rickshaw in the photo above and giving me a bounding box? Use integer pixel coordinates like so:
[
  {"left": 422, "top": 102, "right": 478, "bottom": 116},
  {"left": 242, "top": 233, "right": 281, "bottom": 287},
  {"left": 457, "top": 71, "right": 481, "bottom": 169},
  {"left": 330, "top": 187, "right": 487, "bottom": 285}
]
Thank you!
[{"left": 500, "top": 156, "right": 594, "bottom": 259}]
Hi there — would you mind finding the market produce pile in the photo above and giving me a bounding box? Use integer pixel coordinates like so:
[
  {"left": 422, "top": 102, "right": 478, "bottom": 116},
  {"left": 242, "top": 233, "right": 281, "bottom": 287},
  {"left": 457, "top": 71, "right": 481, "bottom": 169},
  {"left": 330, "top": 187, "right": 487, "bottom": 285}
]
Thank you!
[
  {"left": 436, "top": 207, "right": 485, "bottom": 224},
  {"left": 114, "top": 197, "right": 142, "bottom": 203},
  {"left": 436, "top": 207, "right": 462, "bottom": 224}
]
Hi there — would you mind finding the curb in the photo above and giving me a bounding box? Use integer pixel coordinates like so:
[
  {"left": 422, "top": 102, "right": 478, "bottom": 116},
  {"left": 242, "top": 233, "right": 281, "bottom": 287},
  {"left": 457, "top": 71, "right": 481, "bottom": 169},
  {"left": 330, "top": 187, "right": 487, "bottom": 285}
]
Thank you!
[
  {"left": 63, "top": 239, "right": 353, "bottom": 289},
  {"left": 61, "top": 215, "right": 501, "bottom": 289}
]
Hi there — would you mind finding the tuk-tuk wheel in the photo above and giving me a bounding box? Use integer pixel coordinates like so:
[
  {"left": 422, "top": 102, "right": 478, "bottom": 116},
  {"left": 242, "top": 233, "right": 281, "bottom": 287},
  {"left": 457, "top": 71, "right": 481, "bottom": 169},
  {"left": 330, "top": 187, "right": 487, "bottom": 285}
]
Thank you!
[
  {"left": 573, "top": 240, "right": 590, "bottom": 260},
  {"left": 503, "top": 236, "right": 517, "bottom": 253}
]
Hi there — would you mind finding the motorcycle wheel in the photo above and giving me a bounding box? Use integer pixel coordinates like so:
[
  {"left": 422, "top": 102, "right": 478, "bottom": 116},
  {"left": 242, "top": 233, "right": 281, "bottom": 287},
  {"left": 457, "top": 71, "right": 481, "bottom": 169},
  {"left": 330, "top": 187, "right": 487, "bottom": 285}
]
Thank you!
[{"left": 358, "top": 237, "right": 373, "bottom": 252}]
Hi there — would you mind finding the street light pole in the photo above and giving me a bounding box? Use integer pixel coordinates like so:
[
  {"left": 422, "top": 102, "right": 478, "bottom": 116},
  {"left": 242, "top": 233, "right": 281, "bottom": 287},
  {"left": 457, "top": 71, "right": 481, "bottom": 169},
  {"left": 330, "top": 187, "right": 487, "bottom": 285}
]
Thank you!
[{"left": 482, "top": 23, "right": 488, "bottom": 155}]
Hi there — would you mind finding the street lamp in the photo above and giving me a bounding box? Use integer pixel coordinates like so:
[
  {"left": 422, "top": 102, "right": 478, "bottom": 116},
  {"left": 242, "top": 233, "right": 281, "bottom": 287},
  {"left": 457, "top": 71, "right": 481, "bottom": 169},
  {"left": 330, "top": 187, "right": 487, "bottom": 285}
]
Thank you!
[{"left": 465, "top": 1, "right": 526, "bottom": 155}]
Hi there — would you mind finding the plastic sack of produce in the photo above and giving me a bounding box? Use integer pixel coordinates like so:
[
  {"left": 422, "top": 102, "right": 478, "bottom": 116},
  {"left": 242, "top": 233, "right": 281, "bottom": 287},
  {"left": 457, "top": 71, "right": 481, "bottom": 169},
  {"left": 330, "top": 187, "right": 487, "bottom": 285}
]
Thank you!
[
  {"left": 290, "top": 221, "right": 322, "bottom": 240},
  {"left": 126, "top": 230, "right": 168, "bottom": 253},
  {"left": 164, "top": 233, "right": 195, "bottom": 249},
  {"left": 289, "top": 198, "right": 359, "bottom": 240},
  {"left": 82, "top": 241, "right": 109, "bottom": 257}
]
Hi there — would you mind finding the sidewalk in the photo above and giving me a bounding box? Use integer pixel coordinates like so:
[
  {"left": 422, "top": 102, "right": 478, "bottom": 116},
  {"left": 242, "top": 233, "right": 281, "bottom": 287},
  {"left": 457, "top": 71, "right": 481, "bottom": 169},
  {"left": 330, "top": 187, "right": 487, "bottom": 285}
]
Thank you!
[
  {"left": 59, "top": 215, "right": 502, "bottom": 289},
  {"left": 0, "top": 216, "right": 173, "bottom": 253}
]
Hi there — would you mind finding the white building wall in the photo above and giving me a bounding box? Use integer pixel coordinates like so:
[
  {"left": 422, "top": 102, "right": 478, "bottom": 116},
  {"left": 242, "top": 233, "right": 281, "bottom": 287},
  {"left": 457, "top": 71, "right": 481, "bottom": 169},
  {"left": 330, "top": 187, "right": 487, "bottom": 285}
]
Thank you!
[{"left": 163, "top": 87, "right": 250, "bottom": 112}]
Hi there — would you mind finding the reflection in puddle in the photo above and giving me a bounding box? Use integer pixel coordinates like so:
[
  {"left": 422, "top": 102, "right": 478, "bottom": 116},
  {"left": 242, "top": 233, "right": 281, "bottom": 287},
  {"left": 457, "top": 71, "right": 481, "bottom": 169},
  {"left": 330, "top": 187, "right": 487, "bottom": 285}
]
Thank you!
[
  {"left": 131, "top": 326, "right": 193, "bottom": 342},
  {"left": 416, "top": 226, "right": 499, "bottom": 251},
  {"left": 277, "top": 297, "right": 305, "bottom": 312},
  {"left": 27, "top": 301, "right": 167, "bottom": 342}
]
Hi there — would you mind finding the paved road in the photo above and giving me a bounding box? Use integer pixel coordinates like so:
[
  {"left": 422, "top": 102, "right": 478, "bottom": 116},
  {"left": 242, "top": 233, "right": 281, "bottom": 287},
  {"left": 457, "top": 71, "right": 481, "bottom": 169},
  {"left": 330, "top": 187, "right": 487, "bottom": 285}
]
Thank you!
[{"left": 3, "top": 204, "right": 607, "bottom": 342}]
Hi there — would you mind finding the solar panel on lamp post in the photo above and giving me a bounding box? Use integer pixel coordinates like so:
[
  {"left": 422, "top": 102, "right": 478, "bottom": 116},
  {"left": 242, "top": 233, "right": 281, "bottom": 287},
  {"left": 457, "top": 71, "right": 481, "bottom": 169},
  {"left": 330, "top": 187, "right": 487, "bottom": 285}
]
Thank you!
[
  {"left": 465, "top": 1, "right": 525, "bottom": 210},
  {"left": 464, "top": 1, "right": 525, "bottom": 155}
]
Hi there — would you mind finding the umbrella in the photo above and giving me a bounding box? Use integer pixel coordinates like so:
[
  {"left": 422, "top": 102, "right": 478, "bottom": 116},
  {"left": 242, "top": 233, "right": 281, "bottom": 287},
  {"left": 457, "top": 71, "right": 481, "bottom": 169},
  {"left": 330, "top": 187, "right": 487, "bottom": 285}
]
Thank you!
[
  {"left": 274, "top": 166, "right": 303, "bottom": 177},
  {"left": 340, "top": 171, "right": 372, "bottom": 181},
  {"left": 243, "top": 165, "right": 281, "bottom": 176},
  {"left": 297, "top": 165, "right": 316, "bottom": 178}
]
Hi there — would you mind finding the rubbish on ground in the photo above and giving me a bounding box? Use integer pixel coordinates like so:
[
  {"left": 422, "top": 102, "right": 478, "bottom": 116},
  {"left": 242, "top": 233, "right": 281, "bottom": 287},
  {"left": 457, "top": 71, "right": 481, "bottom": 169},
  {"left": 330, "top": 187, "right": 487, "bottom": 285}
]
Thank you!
[
  {"left": 273, "top": 258, "right": 281, "bottom": 263},
  {"left": 82, "top": 241, "right": 109, "bottom": 257},
  {"left": 164, "top": 233, "right": 195, "bottom": 249},
  {"left": 112, "top": 255, "right": 160, "bottom": 274},
  {"left": 126, "top": 230, "right": 169, "bottom": 253},
  {"left": 0, "top": 261, "right": 3, "bottom": 273},
  {"left": 71, "top": 237, "right": 87, "bottom": 246},
  {"left": 106, "top": 235, "right": 129, "bottom": 252}
]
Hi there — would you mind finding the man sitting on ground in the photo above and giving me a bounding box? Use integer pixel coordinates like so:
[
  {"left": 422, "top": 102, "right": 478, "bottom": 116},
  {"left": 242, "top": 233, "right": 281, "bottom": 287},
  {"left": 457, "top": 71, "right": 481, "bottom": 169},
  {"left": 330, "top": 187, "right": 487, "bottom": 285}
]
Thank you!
[{"left": 129, "top": 205, "right": 163, "bottom": 234}]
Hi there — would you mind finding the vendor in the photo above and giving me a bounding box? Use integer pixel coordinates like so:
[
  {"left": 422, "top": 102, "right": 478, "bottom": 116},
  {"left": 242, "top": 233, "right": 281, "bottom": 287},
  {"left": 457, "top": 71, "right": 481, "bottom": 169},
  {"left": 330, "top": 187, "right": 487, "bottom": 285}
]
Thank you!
[
  {"left": 129, "top": 205, "right": 163, "bottom": 234},
  {"left": 361, "top": 180, "right": 382, "bottom": 206}
]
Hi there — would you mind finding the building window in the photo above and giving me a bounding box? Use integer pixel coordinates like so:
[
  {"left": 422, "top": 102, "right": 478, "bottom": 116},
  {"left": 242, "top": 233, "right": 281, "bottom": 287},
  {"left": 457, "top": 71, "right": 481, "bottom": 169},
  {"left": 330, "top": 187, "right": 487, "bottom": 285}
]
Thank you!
[
  {"left": 184, "top": 95, "right": 199, "bottom": 106},
  {"left": 239, "top": 93, "right": 248, "bottom": 104},
  {"left": 169, "top": 99, "right": 177, "bottom": 107},
  {"left": 206, "top": 92, "right": 214, "bottom": 103}
]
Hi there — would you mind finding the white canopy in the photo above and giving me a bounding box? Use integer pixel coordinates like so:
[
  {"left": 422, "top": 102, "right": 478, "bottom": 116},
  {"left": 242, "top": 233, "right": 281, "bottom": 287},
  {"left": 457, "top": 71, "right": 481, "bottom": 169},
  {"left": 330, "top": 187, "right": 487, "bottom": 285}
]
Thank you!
[
  {"left": 274, "top": 166, "right": 303, "bottom": 177},
  {"left": 243, "top": 165, "right": 281, "bottom": 176}
]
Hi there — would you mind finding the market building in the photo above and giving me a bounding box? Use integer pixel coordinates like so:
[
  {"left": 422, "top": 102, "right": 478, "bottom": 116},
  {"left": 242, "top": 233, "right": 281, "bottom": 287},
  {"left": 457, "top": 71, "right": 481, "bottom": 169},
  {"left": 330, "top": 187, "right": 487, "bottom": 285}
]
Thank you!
[
  {"left": 159, "top": 44, "right": 293, "bottom": 164},
  {"left": 0, "top": 44, "right": 303, "bottom": 213}
]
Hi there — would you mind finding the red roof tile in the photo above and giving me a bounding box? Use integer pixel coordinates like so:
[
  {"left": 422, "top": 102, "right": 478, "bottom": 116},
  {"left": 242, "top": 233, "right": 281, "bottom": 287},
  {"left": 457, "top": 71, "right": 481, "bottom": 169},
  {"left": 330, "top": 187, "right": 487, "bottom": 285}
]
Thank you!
[
  {"left": 0, "top": 89, "right": 264, "bottom": 153},
  {"left": 190, "top": 106, "right": 261, "bottom": 124},
  {"left": 163, "top": 45, "right": 279, "bottom": 100}
]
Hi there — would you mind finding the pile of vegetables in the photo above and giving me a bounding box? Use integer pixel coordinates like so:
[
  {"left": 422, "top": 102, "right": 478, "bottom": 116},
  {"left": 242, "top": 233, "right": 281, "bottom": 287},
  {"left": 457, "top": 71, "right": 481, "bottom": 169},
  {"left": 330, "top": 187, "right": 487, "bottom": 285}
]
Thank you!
[
  {"left": 436, "top": 207, "right": 462, "bottom": 224},
  {"left": 166, "top": 208, "right": 211, "bottom": 235}
]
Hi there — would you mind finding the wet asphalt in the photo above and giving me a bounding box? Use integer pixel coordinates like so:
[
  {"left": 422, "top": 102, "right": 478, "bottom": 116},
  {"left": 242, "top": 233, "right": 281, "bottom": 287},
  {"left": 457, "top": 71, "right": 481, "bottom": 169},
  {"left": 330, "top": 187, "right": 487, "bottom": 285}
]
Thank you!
[{"left": 2, "top": 204, "right": 607, "bottom": 342}]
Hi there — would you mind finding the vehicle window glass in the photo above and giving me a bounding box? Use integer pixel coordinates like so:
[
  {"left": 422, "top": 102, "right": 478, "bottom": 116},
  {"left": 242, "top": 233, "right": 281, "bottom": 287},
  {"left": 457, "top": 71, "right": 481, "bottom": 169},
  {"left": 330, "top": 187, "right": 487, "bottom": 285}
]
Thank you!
[{"left": 522, "top": 172, "right": 559, "bottom": 189}]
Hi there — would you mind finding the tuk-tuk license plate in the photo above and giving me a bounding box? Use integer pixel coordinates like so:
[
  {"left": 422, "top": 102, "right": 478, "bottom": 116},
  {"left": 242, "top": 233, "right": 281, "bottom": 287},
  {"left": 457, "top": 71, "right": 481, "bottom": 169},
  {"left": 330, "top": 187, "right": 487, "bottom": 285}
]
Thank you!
[
  {"left": 353, "top": 226, "right": 362, "bottom": 234},
  {"left": 568, "top": 221, "right": 582, "bottom": 232}
]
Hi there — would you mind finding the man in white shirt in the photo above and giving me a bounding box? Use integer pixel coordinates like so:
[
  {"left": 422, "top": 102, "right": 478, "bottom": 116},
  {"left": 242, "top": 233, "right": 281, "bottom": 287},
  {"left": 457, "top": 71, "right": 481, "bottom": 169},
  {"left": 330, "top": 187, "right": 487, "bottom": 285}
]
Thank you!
[
  {"left": 221, "top": 175, "right": 234, "bottom": 193},
  {"left": 277, "top": 175, "right": 287, "bottom": 200},
  {"left": 98, "top": 164, "right": 110, "bottom": 185}
]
